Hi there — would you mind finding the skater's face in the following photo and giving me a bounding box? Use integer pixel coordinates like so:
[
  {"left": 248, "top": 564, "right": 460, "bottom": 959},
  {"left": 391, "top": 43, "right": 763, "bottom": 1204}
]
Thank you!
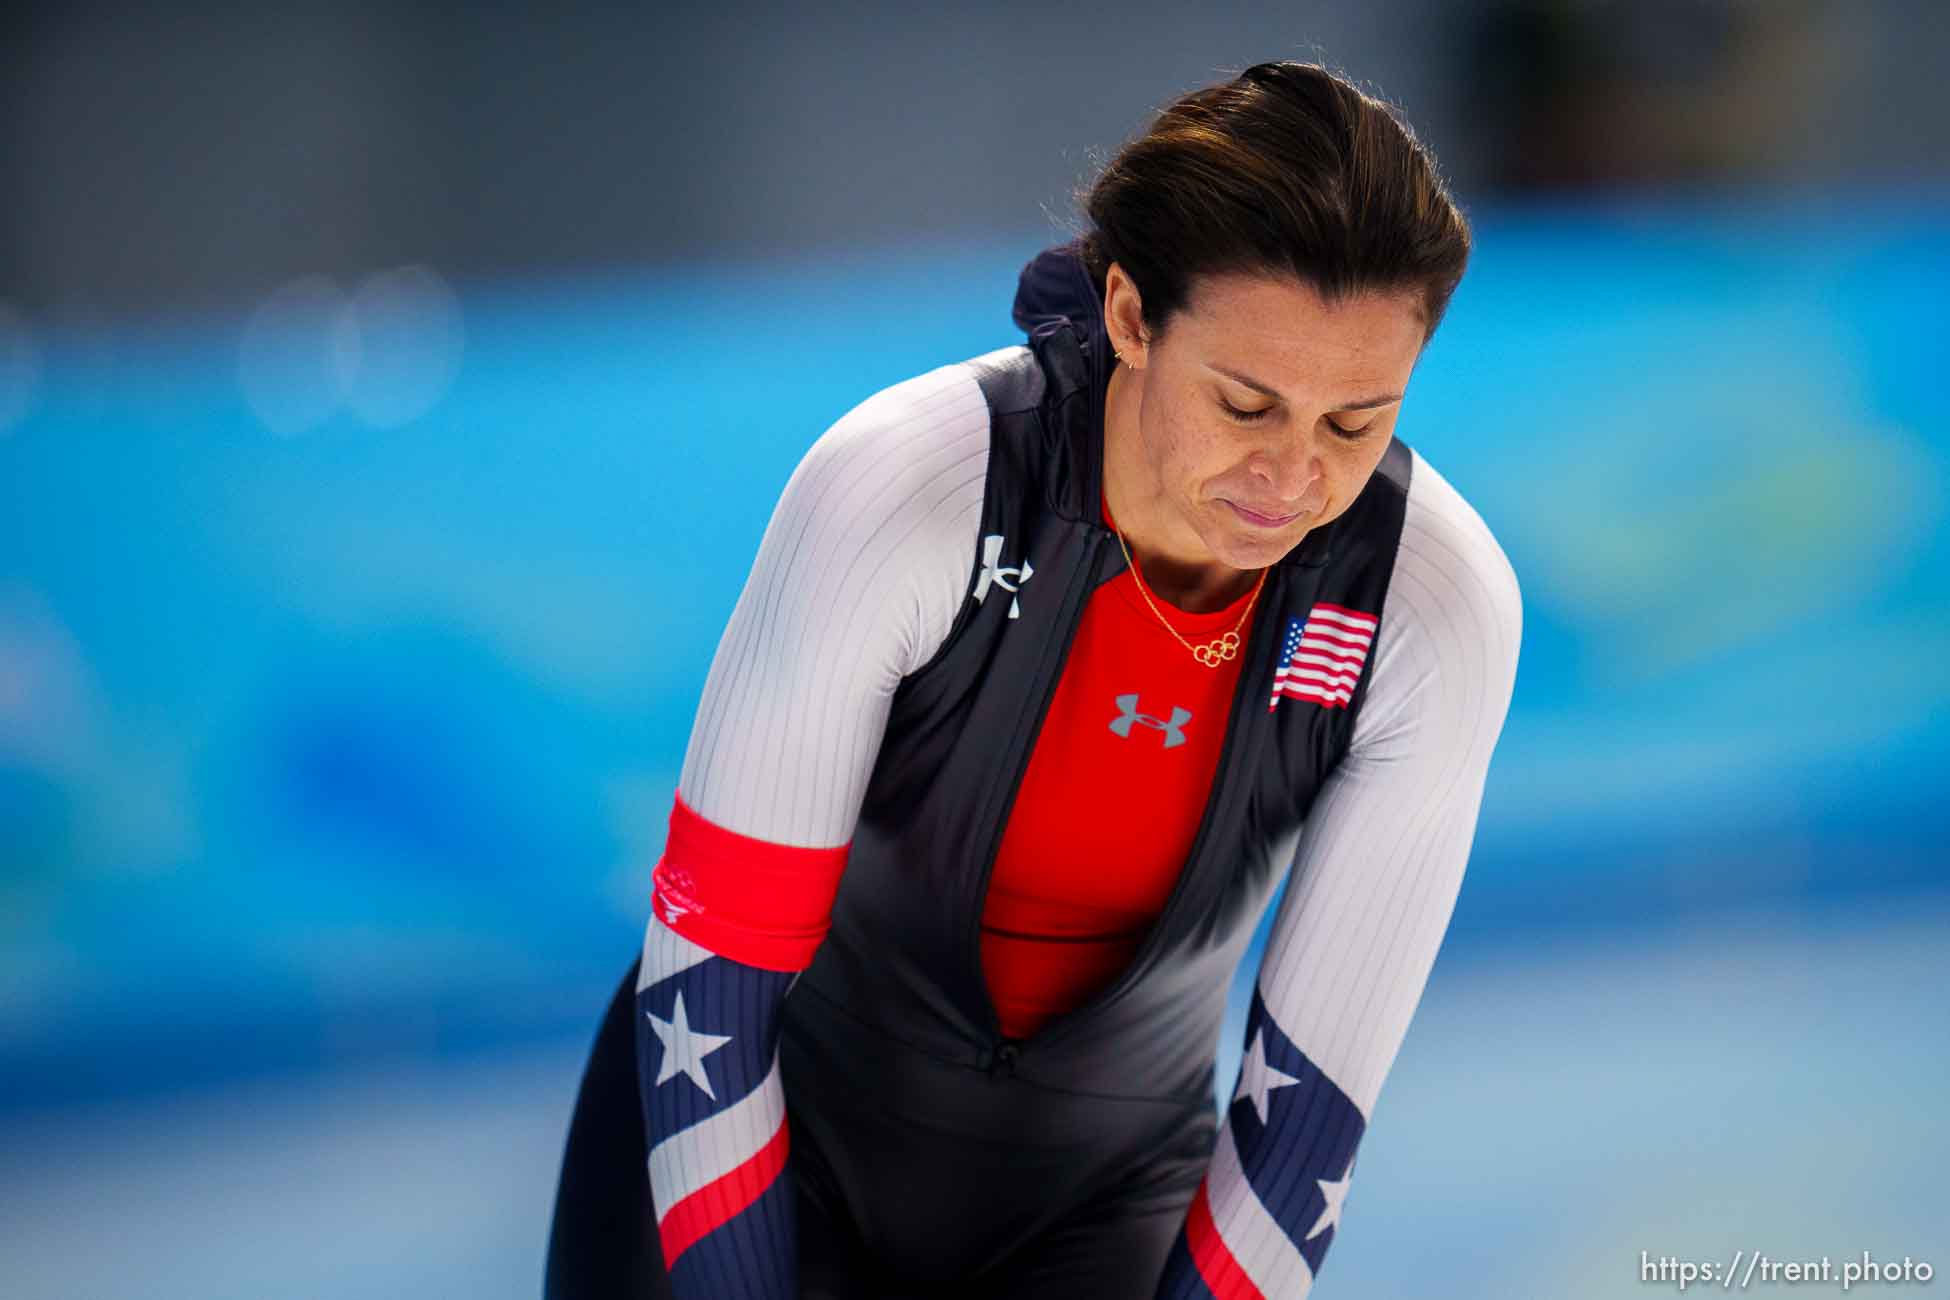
[{"left": 1101, "top": 263, "right": 1425, "bottom": 578}]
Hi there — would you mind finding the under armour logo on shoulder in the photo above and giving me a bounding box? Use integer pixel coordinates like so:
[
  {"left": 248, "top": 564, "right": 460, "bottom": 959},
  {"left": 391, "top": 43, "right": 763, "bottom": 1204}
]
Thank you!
[
  {"left": 974, "top": 534, "right": 1033, "bottom": 619},
  {"left": 1108, "top": 693, "right": 1192, "bottom": 749}
]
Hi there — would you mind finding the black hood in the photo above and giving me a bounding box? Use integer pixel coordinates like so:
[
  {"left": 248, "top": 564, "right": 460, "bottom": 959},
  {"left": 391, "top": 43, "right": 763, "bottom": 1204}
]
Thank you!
[
  {"left": 1010, "top": 237, "right": 1107, "bottom": 342},
  {"left": 1010, "top": 238, "right": 1115, "bottom": 502}
]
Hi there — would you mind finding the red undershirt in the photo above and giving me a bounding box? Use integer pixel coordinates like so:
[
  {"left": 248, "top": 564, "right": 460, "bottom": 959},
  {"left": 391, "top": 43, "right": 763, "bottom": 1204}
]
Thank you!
[{"left": 978, "top": 491, "right": 1256, "bottom": 1038}]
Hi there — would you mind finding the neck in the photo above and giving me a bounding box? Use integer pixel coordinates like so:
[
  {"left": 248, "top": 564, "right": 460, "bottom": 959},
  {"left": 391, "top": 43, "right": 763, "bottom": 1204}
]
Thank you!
[{"left": 1102, "top": 361, "right": 1259, "bottom": 614}]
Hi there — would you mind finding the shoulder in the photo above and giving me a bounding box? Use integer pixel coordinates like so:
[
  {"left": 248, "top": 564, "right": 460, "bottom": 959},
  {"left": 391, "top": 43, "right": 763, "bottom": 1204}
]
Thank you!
[
  {"left": 754, "top": 352, "right": 1004, "bottom": 673},
  {"left": 769, "top": 354, "right": 999, "bottom": 555},
  {"left": 786, "top": 350, "right": 1007, "bottom": 498},
  {"left": 1396, "top": 446, "right": 1523, "bottom": 648},
  {"left": 1354, "top": 446, "right": 1523, "bottom": 755}
]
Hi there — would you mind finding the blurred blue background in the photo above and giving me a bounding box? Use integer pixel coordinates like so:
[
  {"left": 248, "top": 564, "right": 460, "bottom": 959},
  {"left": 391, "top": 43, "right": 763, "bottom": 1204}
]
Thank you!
[{"left": 2, "top": 4, "right": 1946, "bottom": 1297}]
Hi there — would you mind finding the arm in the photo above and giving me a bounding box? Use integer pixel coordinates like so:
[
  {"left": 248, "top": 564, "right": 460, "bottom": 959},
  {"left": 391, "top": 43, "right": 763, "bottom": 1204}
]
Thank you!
[
  {"left": 1155, "top": 453, "right": 1523, "bottom": 1298},
  {"left": 634, "top": 361, "right": 989, "bottom": 1296}
]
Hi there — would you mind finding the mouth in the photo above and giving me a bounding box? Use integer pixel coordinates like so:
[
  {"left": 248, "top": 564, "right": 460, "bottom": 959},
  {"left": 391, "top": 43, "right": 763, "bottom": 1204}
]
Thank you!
[{"left": 1223, "top": 499, "right": 1304, "bottom": 529}]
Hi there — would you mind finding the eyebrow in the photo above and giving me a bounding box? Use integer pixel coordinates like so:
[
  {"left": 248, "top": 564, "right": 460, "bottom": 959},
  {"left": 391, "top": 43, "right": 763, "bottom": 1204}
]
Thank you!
[{"left": 1206, "top": 363, "right": 1403, "bottom": 411}]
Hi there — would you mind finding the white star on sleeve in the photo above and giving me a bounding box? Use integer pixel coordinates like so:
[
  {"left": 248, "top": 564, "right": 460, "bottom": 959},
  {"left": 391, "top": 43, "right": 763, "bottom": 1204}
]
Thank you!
[
  {"left": 1234, "top": 1028, "right": 1302, "bottom": 1127},
  {"left": 645, "top": 990, "right": 734, "bottom": 1100},
  {"left": 1306, "top": 1159, "right": 1354, "bottom": 1241}
]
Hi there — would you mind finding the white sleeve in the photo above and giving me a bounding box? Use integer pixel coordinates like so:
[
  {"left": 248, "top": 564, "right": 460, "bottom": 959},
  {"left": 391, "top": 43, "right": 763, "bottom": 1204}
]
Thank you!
[
  {"left": 675, "top": 355, "right": 995, "bottom": 848},
  {"left": 1154, "top": 447, "right": 1521, "bottom": 1299},
  {"left": 1257, "top": 447, "right": 1523, "bottom": 1116},
  {"left": 634, "top": 355, "right": 997, "bottom": 1298}
]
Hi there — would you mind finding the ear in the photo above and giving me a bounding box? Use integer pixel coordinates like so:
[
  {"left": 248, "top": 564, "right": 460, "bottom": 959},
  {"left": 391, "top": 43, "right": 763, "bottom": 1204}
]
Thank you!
[{"left": 1103, "top": 262, "right": 1150, "bottom": 369}]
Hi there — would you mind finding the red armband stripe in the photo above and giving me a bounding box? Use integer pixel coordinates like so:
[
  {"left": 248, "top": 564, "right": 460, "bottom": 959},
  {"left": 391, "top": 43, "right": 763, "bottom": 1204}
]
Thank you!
[{"left": 649, "top": 792, "right": 849, "bottom": 973}]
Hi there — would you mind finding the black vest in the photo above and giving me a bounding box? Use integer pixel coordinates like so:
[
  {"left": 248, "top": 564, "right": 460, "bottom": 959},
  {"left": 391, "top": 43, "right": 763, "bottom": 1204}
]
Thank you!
[{"left": 778, "top": 307, "right": 1412, "bottom": 1173}]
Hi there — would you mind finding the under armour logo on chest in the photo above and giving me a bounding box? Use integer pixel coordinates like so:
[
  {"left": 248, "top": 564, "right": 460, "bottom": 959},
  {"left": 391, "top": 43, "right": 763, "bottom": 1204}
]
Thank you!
[
  {"left": 1108, "top": 693, "right": 1192, "bottom": 749},
  {"left": 973, "top": 533, "right": 1033, "bottom": 619}
]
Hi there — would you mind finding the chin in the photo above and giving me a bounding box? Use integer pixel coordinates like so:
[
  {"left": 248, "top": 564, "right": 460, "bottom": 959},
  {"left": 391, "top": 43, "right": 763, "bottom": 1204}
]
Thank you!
[
  {"left": 1201, "top": 518, "right": 1298, "bottom": 569},
  {"left": 1236, "top": 534, "right": 1305, "bottom": 567}
]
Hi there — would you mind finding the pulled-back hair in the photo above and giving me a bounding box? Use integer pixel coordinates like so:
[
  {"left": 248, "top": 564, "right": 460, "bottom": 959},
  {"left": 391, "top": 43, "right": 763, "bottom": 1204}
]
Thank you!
[{"left": 1076, "top": 61, "right": 1470, "bottom": 345}]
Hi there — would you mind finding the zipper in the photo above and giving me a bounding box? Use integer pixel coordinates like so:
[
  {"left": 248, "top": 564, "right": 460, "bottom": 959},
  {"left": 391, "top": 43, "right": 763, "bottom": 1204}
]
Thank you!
[
  {"left": 1020, "top": 562, "right": 1284, "bottom": 1056},
  {"left": 967, "top": 529, "right": 1109, "bottom": 1062},
  {"left": 987, "top": 1037, "right": 1021, "bottom": 1081}
]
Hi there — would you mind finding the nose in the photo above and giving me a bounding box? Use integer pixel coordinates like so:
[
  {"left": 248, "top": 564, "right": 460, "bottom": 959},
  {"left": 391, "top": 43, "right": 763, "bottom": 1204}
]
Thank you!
[{"left": 1247, "top": 439, "right": 1324, "bottom": 506}]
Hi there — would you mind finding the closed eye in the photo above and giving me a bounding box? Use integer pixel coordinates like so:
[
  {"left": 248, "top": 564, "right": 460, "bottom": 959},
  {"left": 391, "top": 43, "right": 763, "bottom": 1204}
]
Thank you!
[
  {"left": 1219, "top": 398, "right": 1274, "bottom": 424},
  {"left": 1222, "top": 397, "right": 1369, "bottom": 443}
]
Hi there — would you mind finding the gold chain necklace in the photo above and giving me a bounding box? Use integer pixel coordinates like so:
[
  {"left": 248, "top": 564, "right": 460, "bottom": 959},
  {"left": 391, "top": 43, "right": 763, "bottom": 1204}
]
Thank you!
[{"left": 1114, "top": 527, "right": 1267, "bottom": 668}]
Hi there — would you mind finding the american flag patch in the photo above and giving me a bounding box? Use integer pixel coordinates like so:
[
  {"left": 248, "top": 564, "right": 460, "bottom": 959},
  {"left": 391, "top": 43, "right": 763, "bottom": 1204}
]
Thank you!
[{"left": 1268, "top": 602, "right": 1379, "bottom": 711}]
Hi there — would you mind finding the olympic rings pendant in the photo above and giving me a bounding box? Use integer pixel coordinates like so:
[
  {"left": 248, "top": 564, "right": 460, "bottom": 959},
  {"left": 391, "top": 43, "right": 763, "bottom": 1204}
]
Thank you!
[
  {"left": 1110, "top": 524, "right": 1263, "bottom": 670},
  {"left": 1192, "top": 632, "right": 1242, "bottom": 667}
]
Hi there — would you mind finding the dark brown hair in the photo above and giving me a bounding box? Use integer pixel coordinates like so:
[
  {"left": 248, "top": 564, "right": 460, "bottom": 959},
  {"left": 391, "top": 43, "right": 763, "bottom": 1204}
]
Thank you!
[{"left": 1076, "top": 61, "right": 1471, "bottom": 345}]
